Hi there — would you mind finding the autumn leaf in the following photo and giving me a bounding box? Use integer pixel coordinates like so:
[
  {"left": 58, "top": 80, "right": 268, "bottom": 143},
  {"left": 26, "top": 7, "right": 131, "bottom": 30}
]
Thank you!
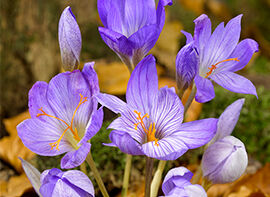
[
  {"left": 94, "top": 60, "right": 164, "bottom": 95},
  {"left": 0, "top": 174, "right": 34, "bottom": 197},
  {"left": 1, "top": 111, "right": 35, "bottom": 173}
]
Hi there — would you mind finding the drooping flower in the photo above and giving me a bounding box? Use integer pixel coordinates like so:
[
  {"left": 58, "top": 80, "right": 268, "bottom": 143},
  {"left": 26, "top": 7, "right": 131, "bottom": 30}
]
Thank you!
[
  {"left": 181, "top": 14, "right": 258, "bottom": 103},
  {"left": 97, "top": 0, "right": 172, "bottom": 70},
  {"left": 96, "top": 55, "right": 217, "bottom": 160},
  {"left": 17, "top": 63, "right": 103, "bottom": 169},
  {"left": 162, "top": 167, "right": 207, "bottom": 197},
  {"left": 202, "top": 99, "right": 248, "bottom": 183},
  {"left": 58, "top": 6, "right": 82, "bottom": 71},
  {"left": 40, "top": 168, "right": 95, "bottom": 197}
]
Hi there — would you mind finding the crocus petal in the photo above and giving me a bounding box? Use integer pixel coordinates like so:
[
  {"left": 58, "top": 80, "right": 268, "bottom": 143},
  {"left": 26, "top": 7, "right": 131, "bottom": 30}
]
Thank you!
[
  {"left": 106, "top": 130, "right": 144, "bottom": 155},
  {"left": 123, "top": 0, "right": 156, "bottom": 37},
  {"left": 20, "top": 158, "right": 42, "bottom": 196},
  {"left": 202, "top": 136, "right": 248, "bottom": 184},
  {"left": 99, "top": 27, "right": 133, "bottom": 55},
  {"left": 156, "top": 0, "right": 173, "bottom": 30},
  {"left": 62, "top": 170, "right": 95, "bottom": 196},
  {"left": 17, "top": 118, "right": 72, "bottom": 156},
  {"left": 194, "top": 75, "right": 215, "bottom": 103},
  {"left": 79, "top": 107, "right": 104, "bottom": 145},
  {"left": 202, "top": 15, "right": 242, "bottom": 69},
  {"left": 176, "top": 42, "right": 199, "bottom": 91},
  {"left": 61, "top": 143, "right": 91, "bottom": 169},
  {"left": 58, "top": 7, "right": 82, "bottom": 71},
  {"left": 217, "top": 38, "right": 259, "bottom": 72},
  {"left": 142, "top": 136, "right": 189, "bottom": 160},
  {"left": 96, "top": 93, "right": 126, "bottom": 114},
  {"left": 82, "top": 62, "right": 100, "bottom": 96},
  {"left": 184, "top": 184, "right": 207, "bottom": 197},
  {"left": 126, "top": 55, "right": 158, "bottom": 114},
  {"left": 97, "top": 0, "right": 111, "bottom": 27},
  {"left": 28, "top": 81, "right": 58, "bottom": 126},
  {"left": 181, "top": 30, "right": 193, "bottom": 44},
  {"left": 212, "top": 99, "right": 245, "bottom": 142},
  {"left": 128, "top": 24, "right": 160, "bottom": 66},
  {"left": 39, "top": 178, "right": 57, "bottom": 197},
  {"left": 162, "top": 167, "right": 193, "bottom": 195},
  {"left": 46, "top": 70, "right": 94, "bottom": 128},
  {"left": 174, "top": 118, "right": 218, "bottom": 149},
  {"left": 201, "top": 22, "right": 225, "bottom": 71},
  {"left": 193, "top": 14, "right": 211, "bottom": 56},
  {"left": 210, "top": 71, "right": 257, "bottom": 97},
  {"left": 151, "top": 87, "right": 184, "bottom": 138}
]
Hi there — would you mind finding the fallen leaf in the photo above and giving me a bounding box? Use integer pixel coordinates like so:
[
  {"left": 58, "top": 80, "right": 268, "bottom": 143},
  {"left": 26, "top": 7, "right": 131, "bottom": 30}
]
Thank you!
[
  {"left": 179, "top": 0, "right": 205, "bottom": 15},
  {"left": 208, "top": 163, "right": 270, "bottom": 197},
  {"left": 0, "top": 174, "right": 33, "bottom": 197},
  {"left": 151, "top": 20, "right": 183, "bottom": 71},
  {"left": 95, "top": 60, "right": 164, "bottom": 95},
  {"left": 1, "top": 111, "right": 35, "bottom": 173}
]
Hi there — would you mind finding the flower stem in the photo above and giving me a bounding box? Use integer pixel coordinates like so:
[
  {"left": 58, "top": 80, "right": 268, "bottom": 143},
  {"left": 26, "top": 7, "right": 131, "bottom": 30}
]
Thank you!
[
  {"left": 150, "top": 160, "right": 166, "bottom": 197},
  {"left": 191, "top": 165, "right": 202, "bottom": 184},
  {"left": 145, "top": 157, "right": 154, "bottom": 197},
  {"left": 202, "top": 178, "right": 212, "bottom": 191},
  {"left": 184, "top": 84, "right": 196, "bottom": 114},
  {"left": 80, "top": 161, "right": 87, "bottom": 175},
  {"left": 86, "top": 152, "right": 109, "bottom": 197},
  {"left": 121, "top": 154, "right": 132, "bottom": 197}
]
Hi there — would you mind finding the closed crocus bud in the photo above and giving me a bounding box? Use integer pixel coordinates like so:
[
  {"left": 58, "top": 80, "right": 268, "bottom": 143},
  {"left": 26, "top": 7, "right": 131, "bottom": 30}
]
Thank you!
[
  {"left": 162, "top": 167, "right": 207, "bottom": 197},
  {"left": 202, "top": 136, "right": 248, "bottom": 184},
  {"left": 40, "top": 168, "right": 95, "bottom": 197},
  {"left": 176, "top": 42, "right": 199, "bottom": 93},
  {"left": 58, "top": 6, "right": 82, "bottom": 71}
]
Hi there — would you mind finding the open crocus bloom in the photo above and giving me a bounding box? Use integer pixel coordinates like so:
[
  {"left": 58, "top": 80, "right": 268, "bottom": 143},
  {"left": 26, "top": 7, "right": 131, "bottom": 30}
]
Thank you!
[
  {"left": 17, "top": 63, "right": 103, "bottom": 169},
  {"left": 162, "top": 167, "right": 207, "bottom": 197},
  {"left": 98, "top": 0, "right": 172, "bottom": 70},
  {"left": 181, "top": 14, "right": 258, "bottom": 103},
  {"left": 40, "top": 168, "right": 95, "bottom": 197},
  {"left": 97, "top": 55, "right": 217, "bottom": 160}
]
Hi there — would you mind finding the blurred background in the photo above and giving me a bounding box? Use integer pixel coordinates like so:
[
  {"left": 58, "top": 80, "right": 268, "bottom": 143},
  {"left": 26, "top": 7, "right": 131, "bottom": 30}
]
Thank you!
[{"left": 0, "top": 0, "right": 270, "bottom": 196}]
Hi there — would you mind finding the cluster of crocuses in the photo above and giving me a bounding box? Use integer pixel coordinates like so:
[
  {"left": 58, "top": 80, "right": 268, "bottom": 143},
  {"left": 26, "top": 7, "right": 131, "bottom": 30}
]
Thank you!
[{"left": 17, "top": 1, "right": 258, "bottom": 197}]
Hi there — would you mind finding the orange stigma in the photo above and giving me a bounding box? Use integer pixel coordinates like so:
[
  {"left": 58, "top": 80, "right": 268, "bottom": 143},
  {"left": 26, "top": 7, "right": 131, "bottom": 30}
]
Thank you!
[
  {"left": 134, "top": 110, "right": 159, "bottom": 146},
  {"left": 205, "top": 58, "right": 240, "bottom": 78},
  {"left": 37, "top": 94, "right": 87, "bottom": 151}
]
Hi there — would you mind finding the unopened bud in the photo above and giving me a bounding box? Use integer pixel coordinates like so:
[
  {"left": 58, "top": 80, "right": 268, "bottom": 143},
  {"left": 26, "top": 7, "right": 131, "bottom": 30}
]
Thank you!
[
  {"left": 58, "top": 6, "right": 82, "bottom": 71},
  {"left": 202, "top": 136, "right": 248, "bottom": 184}
]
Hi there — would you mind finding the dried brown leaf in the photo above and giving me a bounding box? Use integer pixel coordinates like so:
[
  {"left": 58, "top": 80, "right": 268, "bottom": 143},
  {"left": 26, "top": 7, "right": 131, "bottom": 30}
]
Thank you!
[
  {"left": 1, "top": 111, "right": 35, "bottom": 173},
  {"left": 0, "top": 174, "right": 33, "bottom": 197},
  {"left": 95, "top": 61, "right": 164, "bottom": 95}
]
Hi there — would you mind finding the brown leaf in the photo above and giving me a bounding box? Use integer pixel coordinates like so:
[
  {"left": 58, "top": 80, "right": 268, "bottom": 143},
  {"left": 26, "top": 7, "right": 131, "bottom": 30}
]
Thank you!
[
  {"left": 179, "top": 0, "right": 205, "bottom": 15},
  {"left": 95, "top": 60, "right": 164, "bottom": 95},
  {"left": 208, "top": 163, "right": 270, "bottom": 197},
  {"left": 151, "top": 20, "right": 183, "bottom": 71},
  {"left": 0, "top": 174, "right": 33, "bottom": 197},
  {"left": 1, "top": 111, "right": 35, "bottom": 173}
]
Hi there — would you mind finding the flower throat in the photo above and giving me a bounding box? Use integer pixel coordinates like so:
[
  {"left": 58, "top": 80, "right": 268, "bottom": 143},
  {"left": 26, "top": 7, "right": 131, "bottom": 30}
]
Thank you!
[
  {"left": 134, "top": 110, "right": 159, "bottom": 146},
  {"left": 37, "top": 94, "right": 87, "bottom": 151}
]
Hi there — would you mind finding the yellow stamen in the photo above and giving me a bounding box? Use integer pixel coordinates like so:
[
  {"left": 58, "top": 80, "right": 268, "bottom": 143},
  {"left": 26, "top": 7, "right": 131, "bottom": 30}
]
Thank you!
[
  {"left": 205, "top": 58, "right": 240, "bottom": 78},
  {"left": 134, "top": 110, "right": 159, "bottom": 146},
  {"left": 37, "top": 94, "right": 87, "bottom": 150}
]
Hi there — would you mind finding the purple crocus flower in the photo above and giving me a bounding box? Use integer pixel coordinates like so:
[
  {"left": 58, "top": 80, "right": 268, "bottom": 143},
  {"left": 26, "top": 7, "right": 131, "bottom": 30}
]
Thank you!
[
  {"left": 202, "top": 99, "right": 248, "bottom": 183},
  {"left": 40, "top": 168, "right": 95, "bottom": 197},
  {"left": 58, "top": 6, "right": 82, "bottom": 71},
  {"left": 181, "top": 14, "right": 258, "bottom": 103},
  {"left": 17, "top": 63, "right": 103, "bottom": 169},
  {"left": 97, "top": 0, "right": 172, "bottom": 70},
  {"left": 96, "top": 55, "right": 217, "bottom": 160},
  {"left": 162, "top": 167, "right": 207, "bottom": 197}
]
